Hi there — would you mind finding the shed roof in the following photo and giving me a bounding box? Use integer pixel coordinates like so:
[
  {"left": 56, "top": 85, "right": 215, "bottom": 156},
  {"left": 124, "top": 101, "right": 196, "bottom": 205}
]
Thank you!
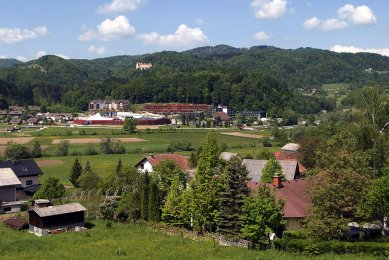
[
  {"left": 281, "top": 143, "right": 300, "bottom": 152},
  {"left": 32, "top": 203, "right": 86, "bottom": 217},
  {"left": 220, "top": 152, "right": 238, "bottom": 161},
  {"left": 0, "top": 168, "right": 21, "bottom": 187},
  {"left": 242, "top": 159, "right": 298, "bottom": 182}
]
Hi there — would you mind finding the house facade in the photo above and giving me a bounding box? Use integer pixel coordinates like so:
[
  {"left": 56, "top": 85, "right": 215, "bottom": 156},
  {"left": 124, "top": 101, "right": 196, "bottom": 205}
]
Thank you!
[
  {"left": 135, "top": 154, "right": 191, "bottom": 173},
  {"left": 0, "top": 168, "right": 23, "bottom": 214}
]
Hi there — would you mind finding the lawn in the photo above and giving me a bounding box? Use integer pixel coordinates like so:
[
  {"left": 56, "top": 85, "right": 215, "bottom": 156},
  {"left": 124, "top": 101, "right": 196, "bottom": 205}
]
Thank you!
[
  {"left": 0, "top": 221, "right": 378, "bottom": 260},
  {"left": 322, "top": 83, "right": 350, "bottom": 107}
]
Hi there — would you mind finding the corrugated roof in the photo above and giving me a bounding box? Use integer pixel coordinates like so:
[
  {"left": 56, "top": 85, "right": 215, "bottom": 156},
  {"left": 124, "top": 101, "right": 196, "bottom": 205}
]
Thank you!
[
  {"left": 32, "top": 203, "right": 86, "bottom": 217},
  {"left": 0, "top": 168, "right": 21, "bottom": 187},
  {"left": 220, "top": 152, "right": 238, "bottom": 161},
  {"left": 242, "top": 159, "right": 297, "bottom": 182},
  {"left": 281, "top": 143, "right": 300, "bottom": 152}
]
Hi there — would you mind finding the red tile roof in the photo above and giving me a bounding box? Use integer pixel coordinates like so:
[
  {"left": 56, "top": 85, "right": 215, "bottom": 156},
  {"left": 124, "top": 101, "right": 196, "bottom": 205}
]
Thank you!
[
  {"left": 146, "top": 154, "right": 191, "bottom": 171},
  {"left": 274, "top": 151, "right": 307, "bottom": 173},
  {"left": 247, "top": 178, "right": 309, "bottom": 218}
]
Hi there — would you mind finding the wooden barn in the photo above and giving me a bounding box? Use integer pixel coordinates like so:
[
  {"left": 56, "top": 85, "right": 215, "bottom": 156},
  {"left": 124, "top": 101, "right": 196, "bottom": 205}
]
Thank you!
[{"left": 28, "top": 203, "right": 86, "bottom": 236}]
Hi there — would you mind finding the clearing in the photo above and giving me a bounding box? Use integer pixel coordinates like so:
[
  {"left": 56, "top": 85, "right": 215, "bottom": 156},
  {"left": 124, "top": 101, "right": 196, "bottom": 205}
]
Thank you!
[
  {"left": 51, "top": 137, "right": 146, "bottom": 144},
  {"left": 221, "top": 132, "right": 264, "bottom": 139},
  {"left": 0, "top": 137, "right": 35, "bottom": 145},
  {"left": 36, "top": 160, "right": 64, "bottom": 167}
]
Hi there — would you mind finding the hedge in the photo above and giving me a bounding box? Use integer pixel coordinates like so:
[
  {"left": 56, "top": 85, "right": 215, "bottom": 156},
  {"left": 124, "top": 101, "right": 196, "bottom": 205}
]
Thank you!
[{"left": 274, "top": 238, "right": 389, "bottom": 256}]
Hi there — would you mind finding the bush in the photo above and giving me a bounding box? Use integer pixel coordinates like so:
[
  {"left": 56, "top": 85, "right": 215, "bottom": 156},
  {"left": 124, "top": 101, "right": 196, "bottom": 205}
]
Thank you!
[
  {"left": 56, "top": 140, "right": 70, "bottom": 156},
  {"left": 261, "top": 137, "right": 272, "bottom": 147},
  {"left": 167, "top": 141, "right": 194, "bottom": 152},
  {"left": 4, "top": 142, "right": 31, "bottom": 159},
  {"left": 274, "top": 238, "right": 389, "bottom": 256},
  {"left": 85, "top": 143, "right": 98, "bottom": 155}
]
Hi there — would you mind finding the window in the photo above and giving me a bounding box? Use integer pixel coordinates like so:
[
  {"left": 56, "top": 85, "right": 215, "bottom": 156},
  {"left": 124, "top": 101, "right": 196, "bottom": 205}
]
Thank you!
[
  {"left": 140, "top": 164, "right": 144, "bottom": 170},
  {"left": 26, "top": 180, "right": 33, "bottom": 186}
]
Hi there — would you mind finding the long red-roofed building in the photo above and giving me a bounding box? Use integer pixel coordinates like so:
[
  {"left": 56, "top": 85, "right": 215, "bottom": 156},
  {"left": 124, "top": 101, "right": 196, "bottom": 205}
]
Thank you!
[{"left": 143, "top": 103, "right": 212, "bottom": 114}]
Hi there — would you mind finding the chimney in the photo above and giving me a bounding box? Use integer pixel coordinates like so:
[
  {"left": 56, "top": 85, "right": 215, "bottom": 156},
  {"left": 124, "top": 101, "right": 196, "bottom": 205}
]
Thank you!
[{"left": 273, "top": 174, "right": 283, "bottom": 188}]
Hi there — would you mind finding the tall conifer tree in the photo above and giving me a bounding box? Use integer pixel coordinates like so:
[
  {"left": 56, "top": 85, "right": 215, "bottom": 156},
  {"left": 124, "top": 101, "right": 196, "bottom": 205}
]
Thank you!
[{"left": 69, "top": 157, "right": 83, "bottom": 188}]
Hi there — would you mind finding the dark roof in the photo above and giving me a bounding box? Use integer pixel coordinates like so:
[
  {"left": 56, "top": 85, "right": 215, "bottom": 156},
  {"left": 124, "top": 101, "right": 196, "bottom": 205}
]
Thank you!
[
  {"left": 0, "top": 160, "right": 43, "bottom": 177},
  {"left": 24, "top": 184, "right": 41, "bottom": 193},
  {"left": 3, "top": 218, "right": 28, "bottom": 230},
  {"left": 247, "top": 178, "right": 309, "bottom": 218}
]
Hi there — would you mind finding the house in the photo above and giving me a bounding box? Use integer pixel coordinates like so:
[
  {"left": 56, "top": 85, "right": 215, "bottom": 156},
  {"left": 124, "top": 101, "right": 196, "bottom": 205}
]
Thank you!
[
  {"left": 274, "top": 151, "right": 307, "bottom": 174},
  {"left": 242, "top": 159, "right": 300, "bottom": 182},
  {"left": 136, "top": 62, "right": 153, "bottom": 70},
  {"left": 212, "top": 112, "right": 232, "bottom": 123},
  {"left": 9, "top": 117, "right": 21, "bottom": 125},
  {"left": 135, "top": 153, "right": 191, "bottom": 173},
  {"left": 247, "top": 177, "right": 309, "bottom": 231},
  {"left": 26, "top": 117, "right": 39, "bottom": 125},
  {"left": 143, "top": 103, "right": 212, "bottom": 114},
  {"left": 0, "top": 168, "right": 24, "bottom": 214},
  {"left": 0, "top": 160, "right": 43, "bottom": 198},
  {"left": 28, "top": 202, "right": 86, "bottom": 236},
  {"left": 9, "top": 110, "right": 22, "bottom": 117}
]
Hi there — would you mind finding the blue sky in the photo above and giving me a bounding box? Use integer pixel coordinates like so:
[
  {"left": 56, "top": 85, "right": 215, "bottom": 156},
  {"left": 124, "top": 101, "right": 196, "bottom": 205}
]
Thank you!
[{"left": 0, "top": 0, "right": 387, "bottom": 61}]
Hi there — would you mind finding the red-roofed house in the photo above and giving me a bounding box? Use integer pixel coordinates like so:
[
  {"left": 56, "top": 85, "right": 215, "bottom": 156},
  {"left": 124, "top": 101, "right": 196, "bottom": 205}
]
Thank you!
[
  {"left": 274, "top": 151, "right": 307, "bottom": 174},
  {"left": 135, "top": 154, "right": 191, "bottom": 173},
  {"left": 247, "top": 178, "right": 309, "bottom": 231}
]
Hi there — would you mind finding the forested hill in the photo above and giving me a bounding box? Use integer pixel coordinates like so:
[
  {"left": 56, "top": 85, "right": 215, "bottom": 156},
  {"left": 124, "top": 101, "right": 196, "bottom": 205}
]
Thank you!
[
  {"left": 0, "top": 45, "right": 389, "bottom": 114},
  {"left": 0, "top": 58, "right": 23, "bottom": 69}
]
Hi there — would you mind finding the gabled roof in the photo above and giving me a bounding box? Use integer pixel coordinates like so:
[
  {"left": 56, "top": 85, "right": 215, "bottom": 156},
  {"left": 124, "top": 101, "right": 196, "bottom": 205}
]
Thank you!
[
  {"left": 212, "top": 112, "right": 232, "bottom": 121},
  {"left": 31, "top": 203, "right": 86, "bottom": 217},
  {"left": 247, "top": 178, "right": 309, "bottom": 218},
  {"left": 242, "top": 159, "right": 298, "bottom": 182},
  {"left": 0, "top": 160, "right": 43, "bottom": 177},
  {"left": 274, "top": 151, "right": 307, "bottom": 173},
  {"left": 220, "top": 152, "right": 239, "bottom": 161},
  {"left": 136, "top": 154, "right": 191, "bottom": 171},
  {"left": 0, "top": 168, "right": 21, "bottom": 187}
]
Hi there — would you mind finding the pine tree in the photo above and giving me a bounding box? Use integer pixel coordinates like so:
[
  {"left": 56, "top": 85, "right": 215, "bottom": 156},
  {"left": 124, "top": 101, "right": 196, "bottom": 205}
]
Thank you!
[
  {"left": 215, "top": 156, "right": 251, "bottom": 237},
  {"left": 84, "top": 160, "right": 92, "bottom": 174},
  {"left": 192, "top": 130, "right": 222, "bottom": 232},
  {"left": 260, "top": 157, "right": 285, "bottom": 183},
  {"left": 148, "top": 178, "right": 161, "bottom": 222},
  {"left": 116, "top": 158, "right": 123, "bottom": 177},
  {"left": 139, "top": 172, "right": 150, "bottom": 221},
  {"left": 69, "top": 157, "right": 83, "bottom": 188},
  {"left": 162, "top": 175, "right": 185, "bottom": 225}
]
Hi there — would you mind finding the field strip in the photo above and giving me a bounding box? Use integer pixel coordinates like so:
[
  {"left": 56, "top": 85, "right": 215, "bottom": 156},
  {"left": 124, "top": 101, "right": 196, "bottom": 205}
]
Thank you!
[
  {"left": 221, "top": 132, "right": 264, "bottom": 139},
  {"left": 52, "top": 137, "right": 147, "bottom": 144},
  {"left": 0, "top": 137, "right": 35, "bottom": 145},
  {"left": 36, "top": 160, "right": 64, "bottom": 167}
]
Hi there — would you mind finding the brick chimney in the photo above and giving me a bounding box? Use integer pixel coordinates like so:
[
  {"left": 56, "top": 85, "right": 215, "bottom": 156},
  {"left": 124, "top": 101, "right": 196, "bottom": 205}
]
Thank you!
[{"left": 273, "top": 174, "right": 283, "bottom": 188}]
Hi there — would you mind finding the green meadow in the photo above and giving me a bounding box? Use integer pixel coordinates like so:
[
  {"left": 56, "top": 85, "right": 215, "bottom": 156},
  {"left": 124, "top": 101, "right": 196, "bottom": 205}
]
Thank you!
[{"left": 0, "top": 220, "right": 378, "bottom": 260}]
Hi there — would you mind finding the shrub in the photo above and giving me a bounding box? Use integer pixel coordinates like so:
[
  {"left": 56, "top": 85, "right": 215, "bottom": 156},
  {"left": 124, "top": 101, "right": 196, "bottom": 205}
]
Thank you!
[
  {"left": 261, "top": 137, "right": 272, "bottom": 147},
  {"left": 85, "top": 143, "right": 98, "bottom": 155},
  {"left": 167, "top": 141, "right": 194, "bottom": 152},
  {"left": 56, "top": 140, "right": 70, "bottom": 156},
  {"left": 4, "top": 142, "right": 31, "bottom": 159}
]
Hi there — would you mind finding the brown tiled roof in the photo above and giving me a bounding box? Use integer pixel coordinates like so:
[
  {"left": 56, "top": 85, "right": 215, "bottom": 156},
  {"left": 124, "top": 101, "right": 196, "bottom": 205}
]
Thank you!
[
  {"left": 212, "top": 112, "right": 231, "bottom": 121},
  {"left": 247, "top": 178, "right": 309, "bottom": 218},
  {"left": 144, "top": 154, "right": 191, "bottom": 171},
  {"left": 274, "top": 151, "right": 307, "bottom": 173}
]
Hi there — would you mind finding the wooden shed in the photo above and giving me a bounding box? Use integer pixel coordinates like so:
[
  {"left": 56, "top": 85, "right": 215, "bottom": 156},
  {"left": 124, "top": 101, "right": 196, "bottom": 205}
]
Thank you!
[{"left": 28, "top": 203, "right": 86, "bottom": 236}]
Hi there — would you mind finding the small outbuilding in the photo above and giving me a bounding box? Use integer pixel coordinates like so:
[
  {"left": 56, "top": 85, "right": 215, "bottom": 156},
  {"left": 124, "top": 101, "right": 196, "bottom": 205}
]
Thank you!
[{"left": 28, "top": 202, "right": 86, "bottom": 236}]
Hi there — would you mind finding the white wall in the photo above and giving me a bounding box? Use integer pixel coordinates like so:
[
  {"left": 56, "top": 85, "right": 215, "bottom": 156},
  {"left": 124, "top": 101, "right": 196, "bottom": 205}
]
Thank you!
[
  {"left": 18, "top": 176, "right": 40, "bottom": 188},
  {"left": 136, "top": 160, "right": 154, "bottom": 173}
]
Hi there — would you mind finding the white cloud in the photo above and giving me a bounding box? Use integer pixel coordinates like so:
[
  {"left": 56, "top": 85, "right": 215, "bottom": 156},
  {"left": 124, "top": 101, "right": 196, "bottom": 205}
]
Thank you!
[
  {"left": 337, "top": 4, "right": 376, "bottom": 25},
  {"left": 321, "top": 18, "right": 348, "bottom": 31},
  {"left": 330, "top": 45, "right": 389, "bottom": 57},
  {"left": 303, "top": 17, "right": 320, "bottom": 29},
  {"left": 36, "top": 50, "right": 47, "bottom": 58},
  {"left": 79, "top": 16, "right": 135, "bottom": 41},
  {"left": 16, "top": 56, "right": 29, "bottom": 62},
  {"left": 0, "top": 55, "right": 7, "bottom": 59},
  {"left": 88, "top": 45, "right": 107, "bottom": 55},
  {"left": 254, "top": 31, "right": 271, "bottom": 41},
  {"left": 251, "top": 0, "right": 287, "bottom": 19},
  {"left": 98, "top": 0, "right": 145, "bottom": 14},
  {"left": 0, "top": 26, "right": 48, "bottom": 44},
  {"left": 138, "top": 24, "right": 208, "bottom": 47}
]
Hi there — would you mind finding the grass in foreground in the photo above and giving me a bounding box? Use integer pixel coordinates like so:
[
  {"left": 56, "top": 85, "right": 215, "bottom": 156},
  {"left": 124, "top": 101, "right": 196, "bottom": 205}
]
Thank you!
[{"left": 0, "top": 221, "right": 379, "bottom": 260}]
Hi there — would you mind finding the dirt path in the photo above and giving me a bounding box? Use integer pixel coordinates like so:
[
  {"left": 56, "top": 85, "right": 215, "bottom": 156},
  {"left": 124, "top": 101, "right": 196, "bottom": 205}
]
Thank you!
[
  {"left": 36, "top": 160, "right": 64, "bottom": 167},
  {"left": 221, "top": 132, "right": 264, "bottom": 139},
  {"left": 0, "top": 137, "right": 35, "bottom": 145},
  {"left": 52, "top": 137, "right": 146, "bottom": 144}
]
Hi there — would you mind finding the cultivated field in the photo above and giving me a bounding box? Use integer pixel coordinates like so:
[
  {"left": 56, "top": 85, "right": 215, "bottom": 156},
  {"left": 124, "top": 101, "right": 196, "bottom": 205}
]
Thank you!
[
  {"left": 0, "top": 137, "right": 35, "bottom": 144},
  {"left": 51, "top": 137, "right": 146, "bottom": 144},
  {"left": 221, "top": 132, "right": 264, "bottom": 139}
]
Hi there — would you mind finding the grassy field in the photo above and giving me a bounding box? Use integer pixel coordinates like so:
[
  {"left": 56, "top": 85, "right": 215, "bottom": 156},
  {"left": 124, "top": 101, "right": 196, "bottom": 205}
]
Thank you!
[
  {"left": 322, "top": 83, "right": 350, "bottom": 107},
  {"left": 0, "top": 220, "right": 379, "bottom": 260}
]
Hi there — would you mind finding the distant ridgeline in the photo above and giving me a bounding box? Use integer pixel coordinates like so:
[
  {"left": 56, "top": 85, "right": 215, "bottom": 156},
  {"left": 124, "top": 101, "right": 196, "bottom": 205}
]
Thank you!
[{"left": 0, "top": 45, "right": 388, "bottom": 115}]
